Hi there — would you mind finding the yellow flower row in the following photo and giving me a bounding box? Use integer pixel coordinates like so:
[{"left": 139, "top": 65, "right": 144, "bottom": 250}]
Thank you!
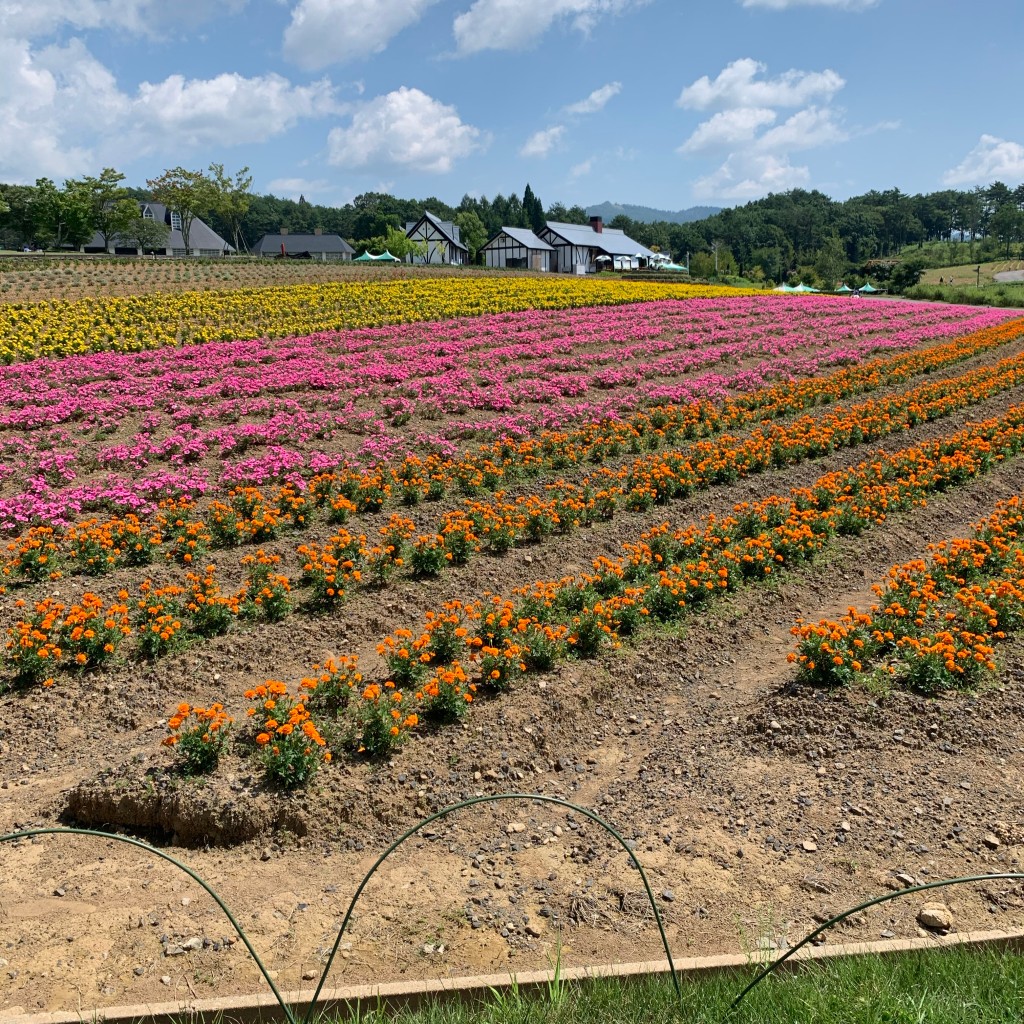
[{"left": 0, "top": 277, "right": 753, "bottom": 363}]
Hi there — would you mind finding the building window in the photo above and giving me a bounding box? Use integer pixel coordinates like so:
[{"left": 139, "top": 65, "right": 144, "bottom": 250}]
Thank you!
[
  {"left": 170, "top": 211, "right": 182, "bottom": 231},
  {"left": 142, "top": 206, "right": 153, "bottom": 220}
]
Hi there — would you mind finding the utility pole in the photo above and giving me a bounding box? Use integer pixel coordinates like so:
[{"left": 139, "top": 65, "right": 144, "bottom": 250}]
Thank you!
[{"left": 976, "top": 265, "right": 981, "bottom": 288}]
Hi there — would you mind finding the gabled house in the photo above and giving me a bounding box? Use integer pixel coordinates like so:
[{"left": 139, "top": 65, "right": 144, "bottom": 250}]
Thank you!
[
  {"left": 404, "top": 211, "right": 469, "bottom": 265},
  {"left": 251, "top": 228, "right": 354, "bottom": 261},
  {"left": 84, "top": 202, "right": 232, "bottom": 256},
  {"left": 539, "top": 216, "right": 657, "bottom": 274},
  {"left": 482, "top": 227, "right": 554, "bottom": 272}
]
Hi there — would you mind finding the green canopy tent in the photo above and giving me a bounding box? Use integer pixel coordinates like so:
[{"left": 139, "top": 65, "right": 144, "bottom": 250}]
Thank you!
[
  {"left": 661, "top": 262, "right": 688, "bottom": 272},
  {"left": 774, "top": 283, "right": 795, "bottom": 292},
  {"left": 858, "top": 282, "right": 879, "bottom": 293},
  {"left": 376, "top": 250, "right": 401, "bottom": 263},
  {"left": 353, "top": 251, "right": 377, "bottom": 262},
  {"left": 792, "top": 282, "right": 819, "bottom": 293},
  {"left": 835, "top": 283, "right": 854, "bottom": 293}
]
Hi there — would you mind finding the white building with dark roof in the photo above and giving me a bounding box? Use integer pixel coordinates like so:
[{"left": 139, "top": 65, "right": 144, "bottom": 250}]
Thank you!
[
  {"left": 404, "top": 211, "right": 469, "bottom": 265},
  {"left": 251, "top": 228, "right": 354, "bottom": 261},
  {"left": 539, "top": 216, "right": 657, "bottom": 273},
  {"left": 84, "top": 202, "right": 233, "bottom": 256},
  {"left": 482, "top": 227, "right": 554, "bottom": 271}
]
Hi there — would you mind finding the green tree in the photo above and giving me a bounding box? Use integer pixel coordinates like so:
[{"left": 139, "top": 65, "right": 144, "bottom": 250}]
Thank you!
[
  {"left": 77, "top": 168, "right": 135, "bottom": 249},
  {"left": 146, "top": 167, "right": 217, "bottom": 254},
  {"left": 813, "top": 235, "right": 848, "bottom": 289},
  {"left": 989, "top": 204, "right": 1023, "bottom": 259},
  {"left": 115, "top": 214, "right": 171, "bottom": 253},
  {"left": 522, "top": 183, "right": 545, "bottom": 234},
  {"left": 208, "top": 163, "right": 253, "bottom": 253},
  {"left": 455, "top": 210, "right": 488, "bottom": 262},
  {"left": 30, "top": 177, "right": 93, "bottom": 249},
  {"left": 689, "top": 251, "right": 715, "bottom": 278},
  {"left": 889, "top": 256, "right": 926, "bottom": 292},
  {"left": 545, "top": 202, "right": 588, "bottom": 225}
]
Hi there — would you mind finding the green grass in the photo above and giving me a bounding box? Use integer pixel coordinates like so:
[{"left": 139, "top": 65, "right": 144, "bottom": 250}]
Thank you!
[
  {"left": 310, "top": 947, "right": 1024, "bottom": 1024},
  {"left": 904, "top": 281, "right": 1024, "bottom": 308}
]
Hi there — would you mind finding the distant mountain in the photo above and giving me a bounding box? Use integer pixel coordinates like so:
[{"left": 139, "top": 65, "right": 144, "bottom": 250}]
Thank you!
[{"left": 587, "top": 201, "right": 722, "bottom": 225}]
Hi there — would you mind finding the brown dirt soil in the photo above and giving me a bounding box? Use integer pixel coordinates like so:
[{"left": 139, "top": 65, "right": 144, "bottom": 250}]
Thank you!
[
  {"left": 5, "top": 384, "right": 1024, "bottom": 1014},
  {"left": 0, "top": 259, "right": 517, "bottom": 304}
]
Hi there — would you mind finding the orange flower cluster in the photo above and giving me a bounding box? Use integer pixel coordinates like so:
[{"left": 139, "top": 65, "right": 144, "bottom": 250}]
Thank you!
[
  {"left": 790, "top": 497, "right": 1024, "bottom": 692},
  {"left": 162, "top": 701, "right": 233, "bottom": 775},
  {"left": 240, "top": 550, "right": 292, "bottom": 622},
  {"left": 4, "top": 591, "right": 131, "bottom": 684},
  {"left": 208, "top": 487, "right": 286, "bottom": 546},
  {"left": 356, "top": 679, "right": 419, "bottom": 756},
  {"left": 297, "top": 529, "right": 365, "bottom": 607},
  {"left": 134, "top": 581, "right": 186, "bottom": 659},
  {"left": 184, "top": 565, "right": 245, "bottom": 637},
  {"left": 299, "top": 654, "right": 363, "bottom": 713},
  {"left": 61, "top": 591, "right": 132, "bottom": 668},
  {"left": 245, "top": 681, "right": 330, "bottom": 787}
]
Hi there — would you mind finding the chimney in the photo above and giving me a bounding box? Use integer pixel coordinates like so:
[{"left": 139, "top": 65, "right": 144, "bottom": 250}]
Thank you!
[
  {"left": 590, "top": 216, "right": 603, "bottom": 234},
  {"left": 280, "top": 226, "right": 289, "bottom": 236},
  {"left": 314, "top": 226, "right": 323, "bottom": 236}
]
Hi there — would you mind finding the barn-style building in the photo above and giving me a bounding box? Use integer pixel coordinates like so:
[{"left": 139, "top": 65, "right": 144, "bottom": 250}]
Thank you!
[
  {"left": 481, "top": 227, "right": 554, "bottom": 271},
  {"left": 404, "top": 211, "right": 469, "bottom": 265},
  {"left": 250, "top": 228, "right": 354, "bottom": 261},
  {"left": 539, "top": 216, "right": 657, "bottom": 273}
]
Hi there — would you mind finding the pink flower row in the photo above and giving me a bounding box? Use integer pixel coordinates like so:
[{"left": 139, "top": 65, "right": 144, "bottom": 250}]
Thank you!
[{"left": 0, "top": 296, "right": 1016, "bottom": 532}]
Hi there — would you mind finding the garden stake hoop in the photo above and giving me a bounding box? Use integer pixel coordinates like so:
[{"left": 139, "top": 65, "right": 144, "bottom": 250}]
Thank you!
[
  {"left": 307, "top": 792, "right": 681, "bottom": 1019},
  {"left": 0, "top": 827, "right": 296, "bottom": 1020},
  {"left": 729, "top": 870, "right": 1024, "bottom": 1012},
  {"left": 6, "top": 821, "right": 1021, "bottom": 1022},
  {"left": 0, "top": 793, "right": 680, "bottom": 1024}
]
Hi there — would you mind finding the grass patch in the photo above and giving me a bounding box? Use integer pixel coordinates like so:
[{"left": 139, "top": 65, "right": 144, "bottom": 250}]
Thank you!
[
  {"left": 904, "top": 281, "right": 1024, "bottom": 308},
  {"left": 310, "top": 946, "right": 1024, "bottom": 1023}
]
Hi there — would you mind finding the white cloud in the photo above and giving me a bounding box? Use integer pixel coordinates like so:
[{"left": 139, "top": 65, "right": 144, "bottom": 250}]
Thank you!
[
  {"left": 0, "top": 0, "right": 247, "bottom": 38},
  {"left": 327, "top": 87, "right": 485, "bottom": 174},
  {"left": 943, "top": 134, "right": 1024, "bottom": 186},
  {"left": 283, "top": 0, "right": 439, "bottom": 70},
  {"left": 453, "top": 0, "right": 647, "bottom": 55},
  {"left": 741, "top": 0, "right": 878, "bottom": 9},
  {"left": 755, "top": 105, "right": 847, "bottom": 152},
  {"left": 0, "top": 35, "right": 338, "bottom": 182},
  {"left": 520, "top": 125, "right": 565, "bottom": 157},
  {"left": 136, "top": 73, "right": 338, "bottom": 148},
  {"left": 565, "top": 81, "right": 622, "bottom": 115},
  {"left": 678, "top": 107, "right": 777, "bottom": 153},
  {"left": 677, "top": 59, "right": 851, "bottom": 203},
  {"left": 678, "top": 57, "right": 843, "bottom": 110},
  {"left": 693, "top": 154, "right": 810, "bottom": 200},
  {"left": 569, "top": 157, "right": 593, "bottom": 178}
]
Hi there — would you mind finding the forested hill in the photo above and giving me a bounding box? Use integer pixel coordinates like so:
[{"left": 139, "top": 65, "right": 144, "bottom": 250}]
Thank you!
[
  {"left": 586, "top": 201, "right": 721, "bottom": 224},
  {"left": 605, "top": 183, "right": 1024, "bottom": 284}
]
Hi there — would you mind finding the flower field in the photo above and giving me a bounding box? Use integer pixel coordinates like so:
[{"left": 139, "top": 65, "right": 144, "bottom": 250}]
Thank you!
[
  {"left": 0, "top": 276, "right": 748, "bottom": 362},
  {"left": 0, "top": 296, "right": 1015, "bottom": 531},
  {"left": 4, "top": 272, "right": 1024, "bottom": 1014}
]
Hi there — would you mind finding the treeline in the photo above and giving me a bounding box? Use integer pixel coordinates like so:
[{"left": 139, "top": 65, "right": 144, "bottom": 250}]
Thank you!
[
  {"left": 0, "top": 166, "right": 589, "bottom": 261},
  {"left": 2, "top": 166, "right": 1022, "bottom": 288},
  {"left": 609, "top": 183, "right": 1024, "bottom": 287}
]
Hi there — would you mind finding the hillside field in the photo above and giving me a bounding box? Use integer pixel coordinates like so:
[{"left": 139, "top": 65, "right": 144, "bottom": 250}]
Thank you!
[{"left": 2, "top": 269, "right": 1024, "bottom": 1015}]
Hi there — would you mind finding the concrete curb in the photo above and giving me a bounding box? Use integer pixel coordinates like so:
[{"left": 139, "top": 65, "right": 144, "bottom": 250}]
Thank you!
[{"left": 7, "top": 927, "right": 1024, "bottom": 1024}]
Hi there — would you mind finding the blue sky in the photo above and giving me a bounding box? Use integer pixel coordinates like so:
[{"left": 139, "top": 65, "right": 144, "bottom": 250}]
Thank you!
[{"left": 2, "top": 0, "right": 1023, "bottom": 211}]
